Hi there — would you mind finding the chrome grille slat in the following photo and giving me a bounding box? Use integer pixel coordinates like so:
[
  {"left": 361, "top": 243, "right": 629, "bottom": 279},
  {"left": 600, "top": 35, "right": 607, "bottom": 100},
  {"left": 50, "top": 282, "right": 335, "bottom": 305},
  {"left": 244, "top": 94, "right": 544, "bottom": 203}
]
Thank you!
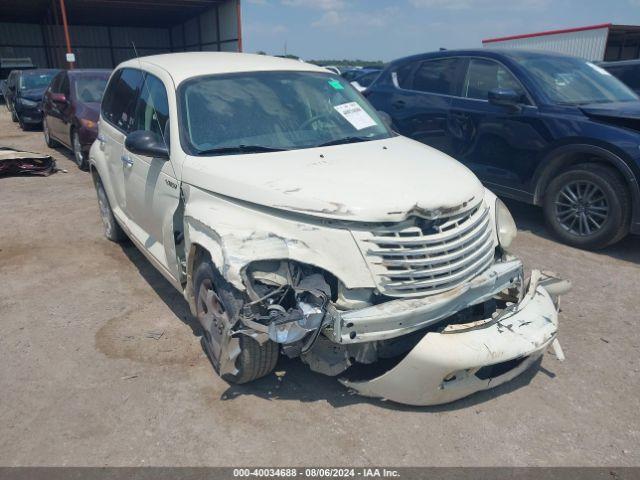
[
  {"left": 373, "top": 220, "right": 492, "bottom": 265},
  {"left": 380, "top": 232, "right": 494, "bottom": 276},
  {"left": 351, "top": 202, "right": 496, "bottom": 298},
  {"left": 384, "top": 248, "right": 495, "bottom": 289}
]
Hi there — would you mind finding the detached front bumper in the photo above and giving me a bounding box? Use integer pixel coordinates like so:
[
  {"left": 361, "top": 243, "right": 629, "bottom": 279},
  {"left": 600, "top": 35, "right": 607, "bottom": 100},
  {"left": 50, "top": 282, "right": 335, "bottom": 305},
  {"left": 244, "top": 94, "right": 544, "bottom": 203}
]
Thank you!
[{"left": 341, "top": 275, "right": 563, "bottom": 406}]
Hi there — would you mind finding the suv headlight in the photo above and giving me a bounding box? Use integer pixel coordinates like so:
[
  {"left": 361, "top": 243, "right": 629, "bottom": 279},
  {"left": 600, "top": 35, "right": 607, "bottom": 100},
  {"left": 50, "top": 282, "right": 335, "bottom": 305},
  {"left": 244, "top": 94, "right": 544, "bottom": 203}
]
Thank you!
[{"left": 495, "top": 198, "right": 517, "bottom": 249}]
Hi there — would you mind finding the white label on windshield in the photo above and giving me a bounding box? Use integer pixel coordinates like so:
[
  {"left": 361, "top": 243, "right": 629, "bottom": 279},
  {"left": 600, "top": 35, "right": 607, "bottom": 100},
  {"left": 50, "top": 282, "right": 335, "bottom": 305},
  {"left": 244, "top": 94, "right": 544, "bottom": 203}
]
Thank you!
[
  {"left": 587, "top": 62, "right": 612, "bottom": 76},
  {"left": 334, "top": 102, "right": 377, "bottom": 130}
]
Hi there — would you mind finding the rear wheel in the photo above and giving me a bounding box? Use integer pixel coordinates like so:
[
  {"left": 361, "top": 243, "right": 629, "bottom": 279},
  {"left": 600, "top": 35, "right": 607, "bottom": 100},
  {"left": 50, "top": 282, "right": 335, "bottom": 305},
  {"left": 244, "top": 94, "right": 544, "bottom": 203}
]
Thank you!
[
  {"left": 543, "top": 164, "right": 630, "bottom": 250},
  {"left": 93, "top": 174, "right": 126, "bottom": 242},
  {"left": 194, "top": 259, "right": 279, "bottom": 384},
  {"left": 71, "top": 129, "right": 88, "bottom": 170}
]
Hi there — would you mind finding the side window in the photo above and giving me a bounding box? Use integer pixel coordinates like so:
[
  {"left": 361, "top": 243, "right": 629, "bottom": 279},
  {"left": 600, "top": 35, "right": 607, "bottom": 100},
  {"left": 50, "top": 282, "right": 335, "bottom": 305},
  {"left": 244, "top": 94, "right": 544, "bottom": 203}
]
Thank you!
[
  {"left": 412, "top": 58, "right": 460, "bottom": 95},
  {"left": 60, "top": 74, "right": 70, "bottom": 96},
  {"left": 48, "top": 72, "right": 62, "bottom": 93},
  {"left": 395, "top": 62, "right": 416, "bottom": 89},
  {"left": 101, "top": 68, "right": 144, "bottom": 132},
  {"left": 132, "top": 73, "right": 169, "bottom": 137},
  {"left": 463, "top": 58, "right": 526, "bottom": 101}
]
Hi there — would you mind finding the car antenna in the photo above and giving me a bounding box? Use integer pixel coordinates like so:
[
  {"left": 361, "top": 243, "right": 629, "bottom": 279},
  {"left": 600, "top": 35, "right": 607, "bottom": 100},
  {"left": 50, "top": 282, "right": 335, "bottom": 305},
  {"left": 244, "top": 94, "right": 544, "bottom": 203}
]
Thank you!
[{"left": 130, "top": 41, "right": 182, "bottom": 197}]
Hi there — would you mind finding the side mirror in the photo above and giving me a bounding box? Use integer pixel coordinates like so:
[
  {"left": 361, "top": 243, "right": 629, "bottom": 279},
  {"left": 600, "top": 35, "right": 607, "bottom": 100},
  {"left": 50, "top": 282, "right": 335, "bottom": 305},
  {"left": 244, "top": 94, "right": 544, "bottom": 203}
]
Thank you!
[
  {"left": 488, "top": 88, "right": 522, "bottom": 110},
  {"left": 51, "top": 93, "right": 67, "bottom": 103},
  {"left": 125, "top": 130, "right": 169, "bottom": 159}
]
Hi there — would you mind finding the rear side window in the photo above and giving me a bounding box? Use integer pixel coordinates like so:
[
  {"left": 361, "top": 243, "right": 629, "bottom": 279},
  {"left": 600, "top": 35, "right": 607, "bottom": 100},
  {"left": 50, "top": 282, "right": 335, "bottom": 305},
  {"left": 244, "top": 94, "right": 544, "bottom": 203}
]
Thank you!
[
  {"left": 463, "top": 58, "right": 525, "bottom": 101},
  {"left": 607, "top": 64, "right": 640, "bottom": 91},
  {"left": 101, "top": 68, "right": 144, "bottom": 132},
  {"left": 48, "top": 72, "right": 63, "bottom": 93},
  {"left": 412, "top": 58, "right": 460, "bottom": 95},
  {"left": 132, "top": 73, "right": 169, "bottom": 137},
  {"left": 395, "top": 62, "right": 415, "bottom": 89},
  {"left": 60, "top": 74, "right": 70, "bottom": 96}
]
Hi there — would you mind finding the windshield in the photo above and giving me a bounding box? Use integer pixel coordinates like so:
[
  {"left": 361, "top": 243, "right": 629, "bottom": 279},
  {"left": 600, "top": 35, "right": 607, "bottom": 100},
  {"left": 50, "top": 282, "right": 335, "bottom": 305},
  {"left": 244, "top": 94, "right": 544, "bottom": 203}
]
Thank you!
[
  {"left": 74, "top": 75, "right": 109, "bottom": 103},
  {"left": 520, "top": 56, "right": 638, "bottom": 105},
  {"left": 20, "top": 72, "right": 56, "bottom": 90},
  {"left": 179, "top": 71, "right": 391, "bottom": 154}
]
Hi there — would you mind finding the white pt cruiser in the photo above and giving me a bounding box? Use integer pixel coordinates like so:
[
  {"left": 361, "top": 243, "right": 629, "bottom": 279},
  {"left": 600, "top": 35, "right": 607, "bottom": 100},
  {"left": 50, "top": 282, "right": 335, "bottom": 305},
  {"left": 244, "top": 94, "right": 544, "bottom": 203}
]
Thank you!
[{"left": 90, "top": 52, "right": 570, "bottom": 406}]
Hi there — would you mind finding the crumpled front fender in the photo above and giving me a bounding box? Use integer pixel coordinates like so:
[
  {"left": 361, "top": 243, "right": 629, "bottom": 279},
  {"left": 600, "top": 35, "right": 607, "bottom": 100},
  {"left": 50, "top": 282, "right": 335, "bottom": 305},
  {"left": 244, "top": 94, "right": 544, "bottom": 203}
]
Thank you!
[{"left": 341, "top": 282, "right": 559, "bottom": 406}]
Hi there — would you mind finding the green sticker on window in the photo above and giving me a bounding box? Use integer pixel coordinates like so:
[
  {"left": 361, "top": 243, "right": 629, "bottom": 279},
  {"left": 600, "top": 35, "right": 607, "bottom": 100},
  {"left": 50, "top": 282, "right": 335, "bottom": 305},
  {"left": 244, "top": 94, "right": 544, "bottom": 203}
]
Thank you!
[{"left": 328, "top": 79, "right": 344, "bottom": 90}]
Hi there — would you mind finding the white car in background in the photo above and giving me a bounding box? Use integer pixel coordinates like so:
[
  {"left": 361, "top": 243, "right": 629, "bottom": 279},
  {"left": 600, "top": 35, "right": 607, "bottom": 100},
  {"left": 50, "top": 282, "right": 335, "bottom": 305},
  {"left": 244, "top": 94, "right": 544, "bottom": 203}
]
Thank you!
[{"left": 89, "top": 52, "right": 569, "bottom": 406}]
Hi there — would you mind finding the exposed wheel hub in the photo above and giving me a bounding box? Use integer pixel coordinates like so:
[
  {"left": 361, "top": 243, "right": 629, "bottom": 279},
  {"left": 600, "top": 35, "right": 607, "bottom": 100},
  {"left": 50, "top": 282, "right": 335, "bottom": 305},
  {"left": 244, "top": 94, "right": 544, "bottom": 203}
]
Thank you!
[{"left": 197, "top": 279, "right": 231, "bottom": 362}]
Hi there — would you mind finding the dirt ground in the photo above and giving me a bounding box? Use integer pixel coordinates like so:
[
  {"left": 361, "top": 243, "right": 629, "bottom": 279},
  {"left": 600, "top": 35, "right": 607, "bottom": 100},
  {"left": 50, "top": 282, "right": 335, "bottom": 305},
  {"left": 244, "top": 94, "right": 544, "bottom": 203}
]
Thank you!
[{"left": 0, "top": 108, "right": 639, "bottom": 467}]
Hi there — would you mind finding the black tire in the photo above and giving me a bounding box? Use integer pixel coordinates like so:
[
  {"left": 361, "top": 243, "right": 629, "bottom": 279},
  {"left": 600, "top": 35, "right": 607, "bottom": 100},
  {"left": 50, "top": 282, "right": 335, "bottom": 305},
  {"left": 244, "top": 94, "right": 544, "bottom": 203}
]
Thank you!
[
  {"left": 93, "top": 174, "right": 126, "bottom": 242},
  {"left": 18, "top": 116, "right": 28, "bottom": 130},
  {"left": 543, "top": 163, "right": 630, "bottom": 250},
  {"left": 11, "top": 109, "right": 17, "bottom": 122},
  {"left": 43, "top": 118, "right": 58, "bottom": 148},
  {"left": 71, "top": 128, "right": 88, "bottom": 170},
  {"left": 194, "top": 259, "right": 279, "bottom": 384}
]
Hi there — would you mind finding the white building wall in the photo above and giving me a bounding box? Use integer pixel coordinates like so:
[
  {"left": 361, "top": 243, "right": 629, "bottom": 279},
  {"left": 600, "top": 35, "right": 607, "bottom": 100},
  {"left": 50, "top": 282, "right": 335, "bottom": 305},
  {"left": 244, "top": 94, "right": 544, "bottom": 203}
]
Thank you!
[{"left": 483, "top": 27, "right": 609, "bottom": 61}]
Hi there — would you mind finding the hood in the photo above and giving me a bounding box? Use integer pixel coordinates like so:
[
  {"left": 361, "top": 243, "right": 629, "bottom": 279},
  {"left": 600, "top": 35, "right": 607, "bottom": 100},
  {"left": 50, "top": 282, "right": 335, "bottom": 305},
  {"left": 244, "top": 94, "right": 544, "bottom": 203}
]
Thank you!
[
  {"left": 181, "top": 136, "right": 485, "bottom": 222},
  {"left": 20, "top": 88, "right": 46, "bottom": 101},
  {"left": 580, "top": 102, "right": 640, "bottom": 132},
  {"left": 77, "top": 102, "right": 100, "bottom": 122}
]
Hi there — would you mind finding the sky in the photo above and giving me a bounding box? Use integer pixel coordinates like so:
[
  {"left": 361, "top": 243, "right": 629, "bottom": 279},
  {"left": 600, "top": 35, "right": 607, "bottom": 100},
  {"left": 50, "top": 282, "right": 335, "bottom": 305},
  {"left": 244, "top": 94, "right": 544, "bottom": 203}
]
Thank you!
[{"left": 243, "top": 0, "right": 640, "bottom": 61}]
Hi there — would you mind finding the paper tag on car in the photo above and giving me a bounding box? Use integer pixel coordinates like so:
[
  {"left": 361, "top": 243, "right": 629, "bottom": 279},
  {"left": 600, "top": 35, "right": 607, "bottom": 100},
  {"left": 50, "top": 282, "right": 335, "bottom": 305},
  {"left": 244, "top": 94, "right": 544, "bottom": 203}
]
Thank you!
[{"left": 334, "top": 102, "right": 377, "bottom": 130}]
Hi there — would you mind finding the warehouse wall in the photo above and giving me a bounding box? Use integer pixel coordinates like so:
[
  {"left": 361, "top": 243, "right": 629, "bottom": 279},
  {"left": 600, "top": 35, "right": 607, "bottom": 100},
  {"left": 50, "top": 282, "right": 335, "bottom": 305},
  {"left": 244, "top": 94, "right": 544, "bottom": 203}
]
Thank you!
[
  {"left": 170, "top": 0, "right": 240, "bottom": 53},
  {"left": 0, "top": 0, "right": 240, "bottom": 69},
  {"left": 483, "top": 27, "right": 609, "bottom": 61}
]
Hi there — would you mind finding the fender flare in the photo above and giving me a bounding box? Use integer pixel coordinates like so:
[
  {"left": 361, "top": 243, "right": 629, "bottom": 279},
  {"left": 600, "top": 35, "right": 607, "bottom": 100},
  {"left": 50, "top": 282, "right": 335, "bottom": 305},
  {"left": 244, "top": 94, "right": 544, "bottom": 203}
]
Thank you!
[{"left": 531, "top": 143, "right": 640, "bottom": 233}]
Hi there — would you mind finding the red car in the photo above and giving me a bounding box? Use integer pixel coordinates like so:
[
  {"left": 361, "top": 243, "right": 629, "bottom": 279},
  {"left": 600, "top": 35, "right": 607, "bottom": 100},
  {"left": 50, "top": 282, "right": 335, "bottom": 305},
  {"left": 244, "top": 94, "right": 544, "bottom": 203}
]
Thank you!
[{"left": 43, "top": 69, "right": 111, "bottom": 170}]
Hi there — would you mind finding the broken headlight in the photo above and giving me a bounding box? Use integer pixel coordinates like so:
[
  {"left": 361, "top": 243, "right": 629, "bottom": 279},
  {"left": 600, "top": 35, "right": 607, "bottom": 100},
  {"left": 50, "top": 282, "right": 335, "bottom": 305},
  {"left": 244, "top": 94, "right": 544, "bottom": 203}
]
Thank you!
[{"left": 495, "top": 198, "right": 517, "bottom": 250}]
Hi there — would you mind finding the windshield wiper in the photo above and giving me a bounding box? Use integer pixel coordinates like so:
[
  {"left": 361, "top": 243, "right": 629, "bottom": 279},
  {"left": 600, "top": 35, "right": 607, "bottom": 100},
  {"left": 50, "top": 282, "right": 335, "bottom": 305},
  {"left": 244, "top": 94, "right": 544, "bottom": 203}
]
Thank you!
[
  {"left": 316, "top": 136, "right": 371, "bottom": 147},
  {"left": 195, "top": 145, "right": 288, "bottom": 156}
]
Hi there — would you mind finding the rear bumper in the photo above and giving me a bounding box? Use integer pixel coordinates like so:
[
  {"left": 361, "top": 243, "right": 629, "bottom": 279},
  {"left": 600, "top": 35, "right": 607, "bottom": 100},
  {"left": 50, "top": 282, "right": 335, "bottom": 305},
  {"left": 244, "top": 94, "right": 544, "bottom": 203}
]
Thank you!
[{"left": 341, "top": 277, "right": 561, "bottom": 406}]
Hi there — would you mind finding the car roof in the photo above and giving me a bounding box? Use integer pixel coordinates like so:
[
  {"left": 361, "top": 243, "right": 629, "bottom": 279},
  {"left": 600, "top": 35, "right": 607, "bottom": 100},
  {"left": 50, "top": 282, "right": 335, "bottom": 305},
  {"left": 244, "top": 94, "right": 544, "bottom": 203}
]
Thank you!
[
  {"left": 389, "top": 48, "right": 583, "bottom": 66},
  {"left": 67, "top": 69, "right": 111, "bottom": 78},
  {"left": 119, "top": 52, "right": 328, "bottom": 86},
  {"left": 21, "top": 69, "right": 60, "bottom": 76},
  {"left": 599, "top": 59, "right": 640, "bottom": 67}
]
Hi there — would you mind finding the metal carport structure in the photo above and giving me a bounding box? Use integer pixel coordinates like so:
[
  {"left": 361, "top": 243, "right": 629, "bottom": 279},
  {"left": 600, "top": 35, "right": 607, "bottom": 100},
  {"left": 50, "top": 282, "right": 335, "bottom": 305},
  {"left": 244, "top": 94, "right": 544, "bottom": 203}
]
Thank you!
[{"left": 0, "top": 0, "right": 242, "bottom": 69}]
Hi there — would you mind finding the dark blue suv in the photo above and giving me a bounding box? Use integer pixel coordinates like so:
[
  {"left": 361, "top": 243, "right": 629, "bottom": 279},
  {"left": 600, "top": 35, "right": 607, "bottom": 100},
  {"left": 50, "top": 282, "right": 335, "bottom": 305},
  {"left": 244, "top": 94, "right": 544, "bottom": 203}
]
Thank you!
[{"left": 366, "top": 49, "right": 640, "bottom": 249}]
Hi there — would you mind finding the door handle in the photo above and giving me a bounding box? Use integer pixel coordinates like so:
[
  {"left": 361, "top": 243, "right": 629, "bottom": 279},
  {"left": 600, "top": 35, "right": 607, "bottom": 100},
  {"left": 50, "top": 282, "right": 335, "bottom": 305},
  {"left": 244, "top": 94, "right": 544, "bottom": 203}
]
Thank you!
[
  {"left": 392, "top": 100, "right": 406, "bottom": 110},
  {"left": 121, "top": 154, "right": 133, "bottom": 167}
]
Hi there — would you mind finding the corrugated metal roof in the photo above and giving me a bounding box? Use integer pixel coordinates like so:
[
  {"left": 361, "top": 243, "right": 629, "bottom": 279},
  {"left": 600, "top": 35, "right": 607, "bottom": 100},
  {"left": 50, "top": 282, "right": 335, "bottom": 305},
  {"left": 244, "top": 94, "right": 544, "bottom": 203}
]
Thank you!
[{"left": 482, "top": 24, "right": 611, "bottom": 61}]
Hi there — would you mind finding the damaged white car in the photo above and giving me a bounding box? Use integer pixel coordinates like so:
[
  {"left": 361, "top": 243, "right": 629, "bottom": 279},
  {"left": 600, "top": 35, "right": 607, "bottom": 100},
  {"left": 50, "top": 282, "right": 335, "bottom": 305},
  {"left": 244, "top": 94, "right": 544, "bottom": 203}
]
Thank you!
[{"left": 90, "top": 52, "right": 570, "bottom": 406}]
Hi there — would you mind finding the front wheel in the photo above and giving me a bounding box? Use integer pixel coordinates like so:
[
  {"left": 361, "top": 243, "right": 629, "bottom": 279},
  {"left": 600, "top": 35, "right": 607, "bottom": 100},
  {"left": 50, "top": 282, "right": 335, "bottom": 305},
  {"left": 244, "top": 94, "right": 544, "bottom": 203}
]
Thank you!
[
  {"left": 93, "top": 174, "right": 126, "bottom": 242},
  {"left": 194, "top": 259, "right": 279, "bottom": 384},
  {"left": 543, "top": 164, "right": 630, "bottom": 250},
  {"left": 72, "top": 129, "right": 88, "bottom": 170},
  {"left": 43, "top": 118, "right": 57, "bottom": 147}
]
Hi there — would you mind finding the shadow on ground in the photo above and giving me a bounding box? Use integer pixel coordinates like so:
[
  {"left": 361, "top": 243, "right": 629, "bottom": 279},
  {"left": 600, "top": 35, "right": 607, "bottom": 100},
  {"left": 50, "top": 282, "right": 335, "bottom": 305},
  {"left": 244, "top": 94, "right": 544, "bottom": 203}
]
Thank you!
[
  {"left": 115, "top": 237, "right": 551, "bottom": 411},
  {"left": 503, "top": 198, "right": 639, "bottom": 265}
]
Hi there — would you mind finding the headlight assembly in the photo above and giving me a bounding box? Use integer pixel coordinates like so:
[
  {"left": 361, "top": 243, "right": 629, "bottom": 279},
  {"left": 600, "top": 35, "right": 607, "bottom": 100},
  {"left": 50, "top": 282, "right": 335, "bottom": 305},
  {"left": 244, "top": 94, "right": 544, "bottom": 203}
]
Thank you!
[{"left": 495, "top": 198, "right": 517, "bottom": 249}]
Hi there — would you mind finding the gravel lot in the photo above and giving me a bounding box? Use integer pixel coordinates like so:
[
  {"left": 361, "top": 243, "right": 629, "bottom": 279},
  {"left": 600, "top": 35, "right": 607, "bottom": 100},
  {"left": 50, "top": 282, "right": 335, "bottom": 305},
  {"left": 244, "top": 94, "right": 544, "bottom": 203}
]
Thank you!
[{"left": 0, "top": 108, "right": 638, "bottom": 467}]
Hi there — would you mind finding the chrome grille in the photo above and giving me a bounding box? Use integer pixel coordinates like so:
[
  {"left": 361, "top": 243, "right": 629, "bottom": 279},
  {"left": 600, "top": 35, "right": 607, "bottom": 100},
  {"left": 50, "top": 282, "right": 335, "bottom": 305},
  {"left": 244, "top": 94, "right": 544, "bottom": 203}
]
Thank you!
[{"left": 352, "top": 202, "right": 496, "bottom": 298}]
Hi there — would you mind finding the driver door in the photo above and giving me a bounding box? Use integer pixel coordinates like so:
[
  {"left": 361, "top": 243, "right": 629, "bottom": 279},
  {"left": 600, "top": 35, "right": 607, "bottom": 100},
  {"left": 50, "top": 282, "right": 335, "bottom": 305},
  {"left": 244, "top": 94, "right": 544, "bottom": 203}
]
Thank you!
[{"left": 122, "top": 72, "right": 181, "bottom": 277}]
